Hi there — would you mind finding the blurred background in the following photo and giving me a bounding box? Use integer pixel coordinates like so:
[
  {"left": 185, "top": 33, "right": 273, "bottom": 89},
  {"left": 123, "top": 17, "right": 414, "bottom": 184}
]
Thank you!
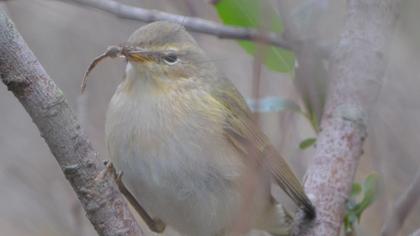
[{"left": 0, "top": 0, "right": 419, "bottom": 235}]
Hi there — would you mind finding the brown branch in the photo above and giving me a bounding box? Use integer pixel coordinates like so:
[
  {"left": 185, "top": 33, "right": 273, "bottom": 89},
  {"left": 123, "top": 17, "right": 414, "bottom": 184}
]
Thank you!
[
  {"left": 0, "top": 10, "right": 143, "bottom": 236},
  {"left": 67, "top": 0, "right": 292, "bottom": 50},
  {"left": 381, "top": 168, "right": 420, "bottom": 236},
  {"left": 297, "top": 0, "right": 400, "bottom": 235}
]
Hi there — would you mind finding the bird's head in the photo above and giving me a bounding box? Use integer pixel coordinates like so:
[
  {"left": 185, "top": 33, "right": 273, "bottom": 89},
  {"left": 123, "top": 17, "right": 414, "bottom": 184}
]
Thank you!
[{"left": 123, "top": 21, "right": 217, "bottom": 92}]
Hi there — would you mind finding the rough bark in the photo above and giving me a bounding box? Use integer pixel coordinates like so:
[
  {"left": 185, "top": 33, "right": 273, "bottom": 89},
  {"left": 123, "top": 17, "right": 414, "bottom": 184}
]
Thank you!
[
  {"left": 0, "top": 10, "right": 143, "bottom": 236},
  {"left": 300, "top": 0, "right": 400, "bottom": 235}
]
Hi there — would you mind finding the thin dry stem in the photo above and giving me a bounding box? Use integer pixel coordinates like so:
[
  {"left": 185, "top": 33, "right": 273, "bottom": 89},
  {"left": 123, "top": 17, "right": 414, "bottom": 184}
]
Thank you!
[
  {"left": 81, "top": 45, "right": 123, "bottom": 93},
  {"left": 68, "top": 0, "right": 292, "bottom": 50}
]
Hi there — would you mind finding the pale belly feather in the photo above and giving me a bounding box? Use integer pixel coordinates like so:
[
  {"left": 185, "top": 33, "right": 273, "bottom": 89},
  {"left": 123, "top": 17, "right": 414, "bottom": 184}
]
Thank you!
[{"left": 105, "top": 83, "right": 265, "bottom": 236}]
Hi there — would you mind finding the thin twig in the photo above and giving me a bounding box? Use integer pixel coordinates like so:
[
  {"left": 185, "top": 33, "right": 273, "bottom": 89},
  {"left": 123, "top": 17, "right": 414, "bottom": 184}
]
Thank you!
[
  {"left": 0, "top": 10, "right": 143, "bottom": 236},
  {"left": 381, "top": 168, "right": 420, "bottom": 236},
  {"left": 67, "top": 0, "right": 292, "bottom": 50}
]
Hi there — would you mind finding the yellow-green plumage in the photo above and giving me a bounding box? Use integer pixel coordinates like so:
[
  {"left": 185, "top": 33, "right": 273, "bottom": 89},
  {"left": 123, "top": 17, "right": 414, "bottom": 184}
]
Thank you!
[
  {"left": 209, "top": 78, "right": 315, "bottom": 216},
  {"left": 105, "top": 21, "right": 314, "bottom": 236}
]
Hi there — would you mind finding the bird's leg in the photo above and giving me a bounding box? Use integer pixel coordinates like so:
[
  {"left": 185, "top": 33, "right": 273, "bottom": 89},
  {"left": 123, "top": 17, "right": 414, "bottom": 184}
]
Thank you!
[{"left": 106, "top": 161, "right": 166, "bottom": 233}]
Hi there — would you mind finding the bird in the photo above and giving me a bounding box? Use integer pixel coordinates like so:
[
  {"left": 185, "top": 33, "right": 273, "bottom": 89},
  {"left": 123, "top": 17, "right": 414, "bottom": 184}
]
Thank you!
[{"left": 104, "top": 21, "right": 315, "bottom": 236}]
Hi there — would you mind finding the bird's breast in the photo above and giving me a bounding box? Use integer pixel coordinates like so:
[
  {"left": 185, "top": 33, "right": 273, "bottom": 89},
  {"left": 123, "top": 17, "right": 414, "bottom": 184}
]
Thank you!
[{"left": 105, "top": 81, "right": 248, "bottom": 234}]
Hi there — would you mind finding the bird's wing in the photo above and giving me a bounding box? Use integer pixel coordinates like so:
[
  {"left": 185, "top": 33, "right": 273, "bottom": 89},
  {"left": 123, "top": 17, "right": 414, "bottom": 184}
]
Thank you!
[{"left": 209, "top": 78, "right": 315, "bottom": 217}]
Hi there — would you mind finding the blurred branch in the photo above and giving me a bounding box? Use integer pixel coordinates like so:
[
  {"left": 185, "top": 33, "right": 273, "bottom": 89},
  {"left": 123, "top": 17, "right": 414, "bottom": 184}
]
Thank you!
[
  {"left": 381, "top": 168, "right": 420, "bottom": 236},
  {"left": 410, "top": 228, "right": 420, "bottom": 236},
  {"left": 0, "top": 10, "right": 144, "bottom": 236},
  {"left": 275, "top": 1, "right": 328, "bottom": 127},
  {"left": 67, "top": 0, "right": 292, "bottom": 50},
  {"left": 209, "top": 0, "right": 221, "bottom": 5},
  {"left": 297, "top": 0, "right": 400, "bottom": 235}
]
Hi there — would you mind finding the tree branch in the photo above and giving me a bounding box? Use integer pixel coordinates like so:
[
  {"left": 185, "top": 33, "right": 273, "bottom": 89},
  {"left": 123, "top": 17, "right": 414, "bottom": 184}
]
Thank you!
[
  {"left": 381, "top": 168, "right": 420, "bottom": 236},
  {"left": 298, "top": 0, "right": 400, "bottom": 235},
  {"left": 67, "top": 0, "right": 292, "bottom": 50},
  {"left": 0, "top": 10, "right": 143, "bottom": 236}
]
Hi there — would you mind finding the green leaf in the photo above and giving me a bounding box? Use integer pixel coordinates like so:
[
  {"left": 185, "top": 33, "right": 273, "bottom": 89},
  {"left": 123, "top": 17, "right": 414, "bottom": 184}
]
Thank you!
[
  {"left": 299, "top": 138, "right": 316, "bottom": 150},
  {"left": 351, "top": 183, "right": 362, "bottom": 197},
  {"left": 353, "top": 174, "right": 379, "bottom": 219},
  {"left": 245, "top": 97, "right": 301, "bottom": 113},
  {"left": 214, "top": 0, "right": 295, "bottom": 73},
  {"left": 343, "top": 211, "right": 357, "bottom": 233},
  {"left": 344, "top": 174, "right": 379, "bottom": 232},
  {"left": 308, "top": 107, "right": 321, "bottom": 133}
]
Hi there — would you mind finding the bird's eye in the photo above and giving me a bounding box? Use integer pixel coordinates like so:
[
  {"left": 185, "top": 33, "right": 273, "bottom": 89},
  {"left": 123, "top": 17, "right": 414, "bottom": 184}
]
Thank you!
[{"left": 163, "top": 54, "right": 179, "bottom": 65}]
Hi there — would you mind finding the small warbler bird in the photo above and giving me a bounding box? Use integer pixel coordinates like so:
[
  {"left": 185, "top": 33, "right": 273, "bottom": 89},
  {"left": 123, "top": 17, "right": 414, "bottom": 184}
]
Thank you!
[{"left": 105, "top": 21, "right": 314, "bottom": 236}]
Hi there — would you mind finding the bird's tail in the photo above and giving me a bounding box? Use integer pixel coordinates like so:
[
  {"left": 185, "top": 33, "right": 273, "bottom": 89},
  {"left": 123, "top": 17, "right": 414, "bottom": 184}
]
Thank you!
[{"left": 258, "top": 202, "right": 316, "bottom": 236}]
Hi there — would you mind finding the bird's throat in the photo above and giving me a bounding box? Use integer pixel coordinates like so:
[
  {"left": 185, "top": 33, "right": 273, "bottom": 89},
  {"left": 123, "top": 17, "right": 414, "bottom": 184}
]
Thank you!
[{"left": 123, "top": 63, "right": 170, "bottom": 96}]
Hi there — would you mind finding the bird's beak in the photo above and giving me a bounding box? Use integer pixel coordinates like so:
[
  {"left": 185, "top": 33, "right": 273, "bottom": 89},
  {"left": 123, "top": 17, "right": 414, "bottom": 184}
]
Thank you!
[
  {"left": 80, "top": 45, "right": 155, "bottom": 93},
  {"left": 123, "top": 48, "right": 153, "bottom": 63}
]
